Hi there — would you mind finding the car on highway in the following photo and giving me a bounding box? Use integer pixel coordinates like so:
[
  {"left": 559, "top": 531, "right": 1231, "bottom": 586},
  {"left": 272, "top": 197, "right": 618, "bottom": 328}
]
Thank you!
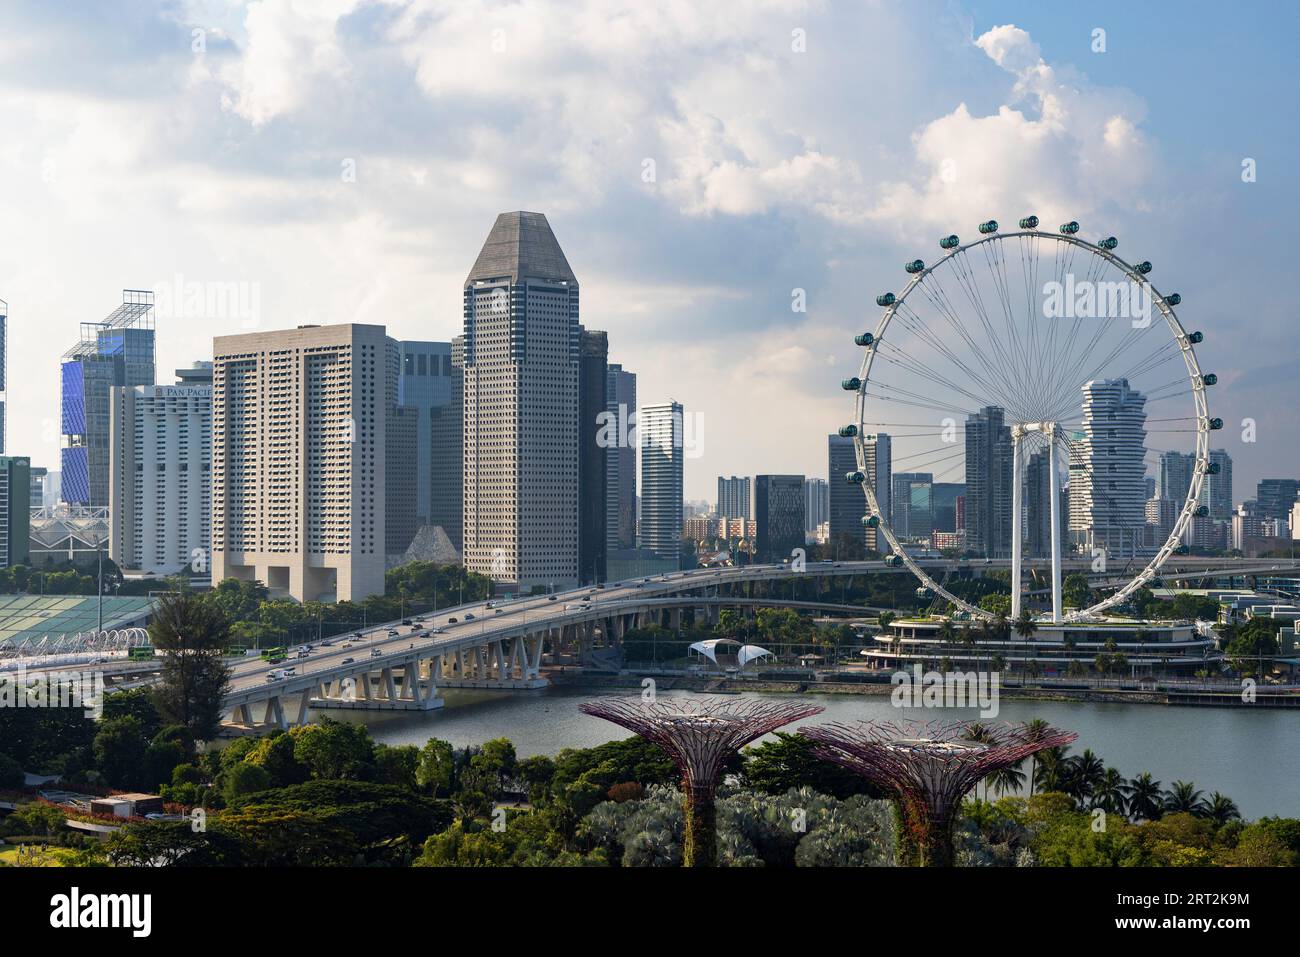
[
  {"left": 432, "top": 627, "right": 446, "bottom": 634},
  {"left": 265, "top": 669, "right": 287, "bottom": 682},
  {"left": 485, "top": 601, "right": 498, "bottom": 609},
  {"left": 401, "top": 619, "right": 412, "bottom": 626},
  {"left": 320, "top": 639, "right": 335, "bottom": 647},
  {"left": 448, "top": 617, "right": 458, "bottom": 623},
  {"left": 371, "top": 648, "right": 382, "bottom": 657},
  {"left": 387, "top": 628, "right": 399, "bottom": 637},
  {"left": 353, "top": 632, "right": 364, "bottom": 640},
  {"left": 465, "top": 613, "right": 476, "bottom": 620},
  {"left": 341, "top": 657, "right": 354, "bottom": 665},
  {"left": 547, "top": 596, "right": 557, "bottom": 601}
]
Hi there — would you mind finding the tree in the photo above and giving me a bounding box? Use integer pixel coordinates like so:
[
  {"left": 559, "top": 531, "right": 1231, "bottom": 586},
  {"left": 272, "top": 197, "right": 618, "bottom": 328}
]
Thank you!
[
  {"left": 1163, "top": 780, "right": 1208, "bottom": 817},
  {"left": 93, "top": 716, "right": 148, "bottom": 790},
  {"left": 1092, "top": 768, "right": 1128, "bottom": 816},
  {"left": 374, "top": 744, "right": 420, "bottom": 790},
  {"left": 222, "top": 761, "right": 272, "bottom": 805},
  {"left": 417, "top": 738, "right": 455, "bottom": 798},
  {"left": 1062, "top": 573, "right": 1092, "bottom": 609},
  {"left": 1124, "top": 772, "right": 1164, "bottom": 821},
  {"left": 0, "top": 752, "right": 23, "bottom": 788},
  {"left": 290, "top": 718, "right": 375, "bottom": 781},
  {"left": 1013, "top": 609, "right": 1037, "bottom": 641},
  {"left": 149, "top": 590, "right": 233, "bottom": 741},
  {"left": 1205, "top": 792, "right": 1241, "bottom": 826}
]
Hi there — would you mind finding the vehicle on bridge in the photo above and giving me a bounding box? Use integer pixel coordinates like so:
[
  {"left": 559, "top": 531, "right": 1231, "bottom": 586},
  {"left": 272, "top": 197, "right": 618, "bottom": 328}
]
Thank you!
[
  {"left": 261, "top": 647, "right": 287, "bottom": 663},
  {"left": 128, "top": 646, "right": 156, "bottom": 661}
]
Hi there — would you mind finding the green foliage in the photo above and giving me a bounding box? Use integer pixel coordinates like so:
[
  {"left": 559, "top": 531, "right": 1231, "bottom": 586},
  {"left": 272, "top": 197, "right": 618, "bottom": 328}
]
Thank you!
[
  {"left": 289, "top": 717, "right": 376, "bottom": 781},
  {"left": 92, "top": 716, "right": 149, "bottom": 791},
  {"left": 0, "top": 752, "right": 24, "bottom": 788},
  {"left": 739, "top": 732, "right": 880, "bottom": 800},
  {"left": 148, "top": 590, "right": 233, "bottom": 741}
]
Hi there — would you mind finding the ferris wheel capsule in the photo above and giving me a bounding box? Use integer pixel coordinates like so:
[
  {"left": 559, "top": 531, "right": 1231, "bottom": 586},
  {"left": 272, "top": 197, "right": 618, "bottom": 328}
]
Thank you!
[
  {"left": 1206, "top": 461, "right": 1221, "bottom": 475},
  {"left": 915, "top": 586, "right": 934, "bottom": 600},
  {"left": 862, "top": 515, "right": 880, "bottom": 527},
  {"left": 1018, "top": 215, "right": 1039, "bottom": 229},
  {"left": 846, "top": 470, "right": 865, "bottom": 484},
  {"left": 1059, "top": 221, "right": 1080, "bottom": 234},
  {"left": 1208, "top": 417, "right": 1223, "bottom": 430},
  {"left": 876, "top": 292, "right": 895, "bottom": 307},
  {"left": 838, "top": 424, "right": 858, "bottom": 437},
  {"left": 1165, "top": 293, "right": 1181, "bottom": 306},
  {"left": 1201, "top": 373, "right": 1217, "bottom": 386},
  {"left": 841, "top": 377, "right": 861, "bottom": 391},
  {"left": 1187, "top": 330, "right": 1203, "bottom": 343},
  {"left": 1135, "top": 261, "right": 1153, "bottom": 274},
  {"left": 1098, "top": 236, "right": 1118, "bottom": 250},
  {"left": 978, "top": 220, "right": 998, "bottom": 234},
  {"left": 884, "top": 555, "right": 904, "bottom": 567},
  {"left": 855, "top": 332, "right": 875, "bottom": 346},
  {"left": 939, "top": 234, "right": 960, "bottom": 249},
  {"left": 905, "top": 259, "right": 925, "bottom": 274},
  {"left": 1194, "top": 505, "right": 1210, "bottom": 517}
]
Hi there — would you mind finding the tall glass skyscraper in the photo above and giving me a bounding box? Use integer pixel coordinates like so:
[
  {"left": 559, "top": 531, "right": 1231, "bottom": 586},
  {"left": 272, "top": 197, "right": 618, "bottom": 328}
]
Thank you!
[
  {"left": 638, "top": 401, "right": 684, "bottom": 565},
  {"left": 605, "top": 363, "right": 636, "bottom": 552},
  {"left": 61, "top": 290, "right": 156, "bottom": 507},
  {"left": 462, "top": 211, "right": 580, "bottom": 587},
  {"left": 965, "top": 406, "right": 1012, "bottom": 558}
]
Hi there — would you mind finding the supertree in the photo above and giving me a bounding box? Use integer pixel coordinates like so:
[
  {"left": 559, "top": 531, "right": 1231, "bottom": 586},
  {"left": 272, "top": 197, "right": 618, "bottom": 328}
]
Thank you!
[
  {"left": 801, "top": 719, "right": 1077, "bottom": 866},
  {"left": 578, "top": 695, "right": 824, "bottom": 866}
]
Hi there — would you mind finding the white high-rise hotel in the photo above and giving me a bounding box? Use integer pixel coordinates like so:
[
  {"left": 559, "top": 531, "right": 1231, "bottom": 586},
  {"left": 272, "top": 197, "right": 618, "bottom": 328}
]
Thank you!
[
  {"left": 462, "top": 212, "right": 580, "bottom": 587},
  {"left": 210, "top": 324, "right": 386, "bottom": 602},
  {"left": 109, "top": 364, "right": 212, "bottom": 576},
  {"left": 1068, "top": 378, "right": 1147, "bottom": 558}
]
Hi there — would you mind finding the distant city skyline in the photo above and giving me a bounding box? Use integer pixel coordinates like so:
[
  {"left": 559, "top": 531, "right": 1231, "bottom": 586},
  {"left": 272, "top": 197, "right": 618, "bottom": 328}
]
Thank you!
[{"left": 0, "top": 3, "right": 1295, "bottom": 503}]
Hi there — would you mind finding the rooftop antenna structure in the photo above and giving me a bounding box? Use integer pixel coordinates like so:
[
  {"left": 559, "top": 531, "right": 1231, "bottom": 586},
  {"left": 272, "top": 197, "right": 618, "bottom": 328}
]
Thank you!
[
  {"left": 802, "top": 718, "right": 1076, "bottom": 866},
  {"left": 579, "top": 695, "right": 824, "bottom": 866}
]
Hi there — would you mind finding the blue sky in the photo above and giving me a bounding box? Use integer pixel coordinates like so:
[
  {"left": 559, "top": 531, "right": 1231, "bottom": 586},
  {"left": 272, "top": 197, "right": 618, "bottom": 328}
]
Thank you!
[{"left": 0, "top": 0, "right": 1295, "bottom": 503}]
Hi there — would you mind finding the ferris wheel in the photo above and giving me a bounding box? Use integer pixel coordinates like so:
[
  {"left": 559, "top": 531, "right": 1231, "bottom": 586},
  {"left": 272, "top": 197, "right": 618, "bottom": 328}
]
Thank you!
[{"left": 842, "top": 216, "right": 1216, "bottom": 623}]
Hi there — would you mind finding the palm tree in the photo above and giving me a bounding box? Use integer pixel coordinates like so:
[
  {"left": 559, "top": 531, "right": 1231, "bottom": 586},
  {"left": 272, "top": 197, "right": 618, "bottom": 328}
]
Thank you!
[
  {"left": 1069, "top": 749, "right": 1106, "bottom": 805},
  {"left": 1124, "top": 772, "right": 1165, "bottom": 821},
  {"left": 1091, "top": 768, "right": 1129, "bottom": 816},
  {"left": 1013, "top": 610, "right": 1037, "bottom": 641},
  {"left": 1164, "top": 780, "right": 1208, "bottom": 817},
  {"left": 962, "top": 723, "right": 994, "bottom": 799},
  {"left": 1033, "top": 745, "right": 1073, "bottom": 795},
  {"left": 1205, "top": 792, "right": 1241, "bottom": 826},
  {"left": 937, "top": 619, "right": 957, "bottom": 644},
  {"left": 1024, "top": 719, "right": 1050, "bottom": 795},
  {"left": 988, "top": 761, "right": 1026, "bottom": 799}
]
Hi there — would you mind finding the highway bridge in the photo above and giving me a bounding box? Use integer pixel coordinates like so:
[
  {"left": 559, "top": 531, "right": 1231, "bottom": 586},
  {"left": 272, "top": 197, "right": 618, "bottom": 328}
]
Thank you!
[{"left": 213, "top": 555, "right": 1300, "bottom": 731}]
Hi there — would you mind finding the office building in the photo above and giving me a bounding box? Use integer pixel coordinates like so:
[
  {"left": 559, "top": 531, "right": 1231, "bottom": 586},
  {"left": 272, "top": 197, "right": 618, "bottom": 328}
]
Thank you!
[
  {"left": 579, "top": 328, "right": 608, "bottom": 583},
  {"left": 717, "top": 476, "right": 751, "bottom": 522},
  {"left": 828, "top": 432, "right": 890, "bottom": 555},
  {"left": 639, "top": 401, "right": 684, "bottom": 565},
  {"left": 755, "top": 474, "right": 805, "bottom": 563},
  {"left": 60, "top": 290, "right": 156, "bottom": 506},
  {"left": 1258, "top": 480, "right": 1300, "bottom": 524},
  {"left": 965, "top": 406, "right": 1012, "bottom": 558},
  {"left": 211, "top": 323, "right": 386, "bottom": 602},
  {"left": 804, "top": 477, "right": 829, "bottom": 536},
  {"left": 605, "top": 363, "right": 636, "bottom": 552},
  {"left": 109, "top": 363, "right": 212, "bottom": 576},
  {"left": 1068, "top": 379, "right": 1147, "bottom": 559},
  {"left": 428, "top": 336, "right": 464, "bottom": 553},
  {"left": 462, "top": 211, "right": 580, "bottom": 587},
  {"left": 0, "top": 456, "right": 30, "bottom": 568},
  {"left": 931, "top": 482, "right": 964, "bottom": 534},
  {"left": 392, "top": 340, "right": 455, "bottom": 531},
  {"left": 891, "top": 472, "right": 933, "bottom": 541}
]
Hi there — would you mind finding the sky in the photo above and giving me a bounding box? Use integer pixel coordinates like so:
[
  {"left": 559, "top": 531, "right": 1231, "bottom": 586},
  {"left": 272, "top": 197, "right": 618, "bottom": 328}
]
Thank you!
[{"left": 0, "top": 0, "right": 1296, "bottom": 504}]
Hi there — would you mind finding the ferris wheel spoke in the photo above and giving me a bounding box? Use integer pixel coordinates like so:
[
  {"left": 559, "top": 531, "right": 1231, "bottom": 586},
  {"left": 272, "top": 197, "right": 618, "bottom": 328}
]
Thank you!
[
  {"left": 891, "top": 303, "right": 1025, "bottom": 412},
  {"left": 938, "top": 255, "right": 1034, "bottom": 415}
]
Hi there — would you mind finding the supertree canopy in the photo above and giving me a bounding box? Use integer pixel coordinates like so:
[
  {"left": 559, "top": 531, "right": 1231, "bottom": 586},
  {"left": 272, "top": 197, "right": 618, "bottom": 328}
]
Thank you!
[
  {"left": 801, "top": 719, "right": 1077, "bottom": 866},
  {"left": 579, "top": 695, "right": 824, "bottom": 866}
]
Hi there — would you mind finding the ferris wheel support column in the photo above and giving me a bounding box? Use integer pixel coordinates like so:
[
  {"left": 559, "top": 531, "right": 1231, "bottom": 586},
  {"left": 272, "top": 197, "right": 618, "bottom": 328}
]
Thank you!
[
  {"left": 1010, "top": 429, "right": 1024, "bottom": 621},
  {"left": 1048, "top": 426, "right": 1063, "bottom": 623}
]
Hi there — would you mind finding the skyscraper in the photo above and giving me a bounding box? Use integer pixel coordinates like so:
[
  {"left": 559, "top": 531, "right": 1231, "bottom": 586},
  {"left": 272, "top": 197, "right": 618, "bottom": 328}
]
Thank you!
[
  {"left": 828, "top": 432, "right": 889, "bottom": 555},
  {"left": 429, "top": 336, "right": 464, "bottom": 553},
  {"left": 965, "top": 406, "right": 1012, "bottom": 558},
  {"left": 0, "top": 455, "right": 30, "bottom": 568},
  {"left": 931, "top": 482, "right": 964, "bottom": 534},
  {"left": 109, "top": 363, "right": 212, "bottom": 576},
  {"left": 1257, "top": 479, "right": 1300, "bottom": 524},
  {"left": 393, "top": 340, "right": 454, "bottom": 529},
  {"left": 1025, "top": 446, "right": 1065, "bottom": 559},
  {"left": 385, "top": 337, "right": 421, "bottom": 556},
  {"left": 211, "top": 323, "right": 386, "bottom": 602},
  {"left": 605, "top": 363, "right": 636, "bottom": 552},
  {"left": 891, "top": 472, "right": 933, "bottom": 541},
  {"left": 755, "top": 474, "right": 805, "bottom": 563},
  {"left": 61, "top": 290, "right": 156, "bottom": 506},
  {"left": 804, "top": 477, "right": 829, "bottom": 535},
  {"left": 1201, "top": 449, "right": 1233, "bottom": 521},
  {"left": 639, "top": 401, "right": 684, "bottom": 565},
  {"left": 579, "top": 328, "right": 608, "bottom": 583},
  {"left": 1156, "top": 450, "right": 1194, "bottom": 503},
  {"left": 1067, "top": 378, "right": 1147, "bottom": 559},
  {"left": 462, "top": 211, "right": 580, "bottom": 587},
  {"left": 717, "top": 476, "right": 752, "bottom": 522}
]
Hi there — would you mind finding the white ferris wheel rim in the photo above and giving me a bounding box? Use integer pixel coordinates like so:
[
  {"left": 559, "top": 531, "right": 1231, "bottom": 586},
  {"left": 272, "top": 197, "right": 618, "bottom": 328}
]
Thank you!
[{"left": 850, "top": 227, "right": 1211, "bottom": 623}]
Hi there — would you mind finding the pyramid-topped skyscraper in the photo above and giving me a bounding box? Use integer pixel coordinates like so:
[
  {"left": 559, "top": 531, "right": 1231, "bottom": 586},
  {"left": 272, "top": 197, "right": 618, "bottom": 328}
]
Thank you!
[{"left": 462, "top": 212, "right": 582, "bottom": 587}]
